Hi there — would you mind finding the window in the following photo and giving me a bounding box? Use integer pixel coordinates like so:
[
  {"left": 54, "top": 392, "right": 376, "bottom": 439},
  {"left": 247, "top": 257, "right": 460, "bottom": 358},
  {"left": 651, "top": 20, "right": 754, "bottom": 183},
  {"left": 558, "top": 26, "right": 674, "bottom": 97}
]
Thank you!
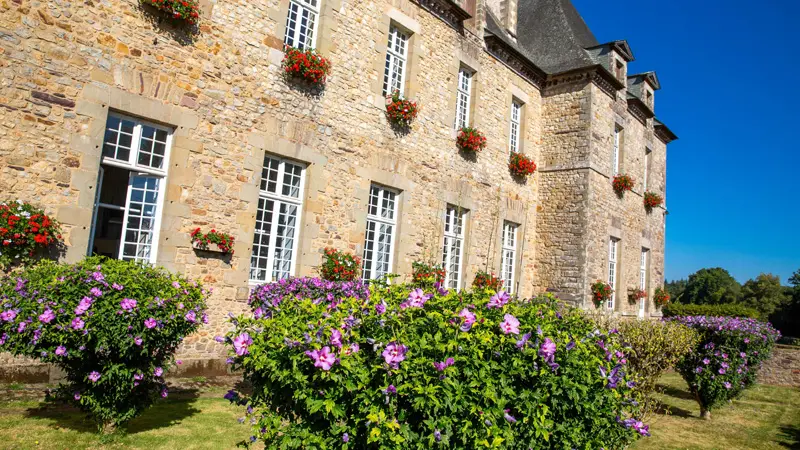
[
  {"left": 454, "top": 67, "right": 473, "bottom": 130},
  {"left": 501, "top": 221, "right": 518, "bottom": 293},
  {"left": 89, "top": 113, "right": 172, "bottom": 264},
  {"left": 442, "top": 205, "right": 467, "bottom": 289},
  {"left": 362, "top": 185, "right": 398, "bottom": 281},
  {"left": 283, "top": 0, "right": 320, "bottom": 49},
  {"left": 382, "top": 25, "right": 409, "bottom": 96},
  {"left": 250, "top": 156, "right": 306, "bottom": 283},
  {"left": 639, "top": 248, "right": 649, "bottom": 318},
  {"left": 613, "top": 125, "right": 622, "bottom": 175},
  {"left": 645, "top": 90, "right": 653, "bottom": 108},
  {"left": 643, "top": 148, "right": 652, "bottom": 191},
  {"left": 614, "top": 59, "right": 625, "bottom": 81},
  {"left": 509, "top": 101, "right": 522, "bottom": 154},
  {"left": 607, "top": 238, "right": 619, "bottom": 310}
]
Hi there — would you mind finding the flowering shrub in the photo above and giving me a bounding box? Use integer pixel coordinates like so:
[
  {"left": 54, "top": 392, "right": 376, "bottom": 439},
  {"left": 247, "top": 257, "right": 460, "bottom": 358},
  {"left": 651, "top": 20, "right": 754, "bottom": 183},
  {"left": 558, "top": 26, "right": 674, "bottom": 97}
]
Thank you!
[
  {"left": 456, "top": 127, "right": 487, "bottom": 153},
  {"left": 472, "top": 270, "right": 503, "bottom": 291},
  {"left": 0, "top": 257, "right": 207, "bottom": 430},
  {"left": 190, "top": 228, "right": 235, "bottom": 255},
  {"left": 643, "top": 192, "right": 663, "bottom": 211},
  {"left": 282, "top": 47, "right": 331, "bottom": 86},
  {"left": 0, "top": 200, "right": 62, "bottom": 270},
  {"left": 248, "top": 277, "right": 370, "bottom": 316},
  {"left": 653, "top": 286, "right": 670, "bottom": 308},
  {"left": 223, "top": 282, "right": 648, "bottom": 448},
  {"left": 662, "top": 303, "right": 761, "bottom": 319},
  {"left": 591, "top": 280, "right": 613, "bottom": 307},
  {"left": 142, "top": 0, "right": 200, "bottom": 24},
  {"left": 612, "top": 174, "right": 634, "bottom": 197},
  {"left": 668, "top": 316, "right": 780, "bottom": 419},
  {"left": 627, "top": 287, "right": 647, "bottom": 304},
  {"left": 508, "top": 152, "right": 537, "bottom": 177},
  {"left": 411, "top": 261, "right": 445, "bottom": 287},
  {"left": 385, "top": 91, "right": 419, "bottom": 127},
  {"left": 319, "top": 248, "right": 361, "bottom": 282}
]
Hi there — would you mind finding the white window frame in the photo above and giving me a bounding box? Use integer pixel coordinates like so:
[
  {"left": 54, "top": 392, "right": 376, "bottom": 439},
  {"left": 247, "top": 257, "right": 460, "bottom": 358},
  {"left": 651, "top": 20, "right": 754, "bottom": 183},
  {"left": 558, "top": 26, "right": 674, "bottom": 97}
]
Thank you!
[
  {"left": 509, "top": 101, "right": 522, "bottom": 154},
  {"left": 501, "top": 221, "right": 518, "bottom": 293},
  {"left": 249, "top": 156, "right": 306, "bottom": 284},
  {"left": 283, "top": 0, "right": 320, "bottom": 50},
  {"left": 442, "top": 205, "right": 467, "bottom": 289},
  {"left": 639, "top": 248, "right": 649, "bottom": 318},
  {"left": 362, "top": 185, "right": 399, "bottom": 281},
  {"left": 613, "top": 125, "right": 621, "bottom": 176},
  {"left": 88, "top": 113, "right": 173, "bottom": 265},
  {"left": 382, "top": 25, "right": 409, "bottom": 96},
  {"left": 607, "top": 238, "right": 619, "bottom": 310},
  {"left": 643, "top": 148, "right": 651, "bottom": 191},
  {"left": 454, "top": 67, "right": 473, "bottom": 130}
]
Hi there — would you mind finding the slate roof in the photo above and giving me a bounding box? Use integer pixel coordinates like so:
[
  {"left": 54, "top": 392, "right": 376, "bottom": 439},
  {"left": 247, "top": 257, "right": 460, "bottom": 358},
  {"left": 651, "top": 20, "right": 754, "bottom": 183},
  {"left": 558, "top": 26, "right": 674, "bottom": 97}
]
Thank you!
[{"left": 514, "top": 0, "right": 599, "bottom": 74}]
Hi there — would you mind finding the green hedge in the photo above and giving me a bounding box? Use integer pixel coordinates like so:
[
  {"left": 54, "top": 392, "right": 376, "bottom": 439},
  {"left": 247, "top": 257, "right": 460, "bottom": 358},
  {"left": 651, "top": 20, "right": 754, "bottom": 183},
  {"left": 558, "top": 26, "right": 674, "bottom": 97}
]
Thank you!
[{"left": 662, "top": 303, "right": 761, "bottom": 319}]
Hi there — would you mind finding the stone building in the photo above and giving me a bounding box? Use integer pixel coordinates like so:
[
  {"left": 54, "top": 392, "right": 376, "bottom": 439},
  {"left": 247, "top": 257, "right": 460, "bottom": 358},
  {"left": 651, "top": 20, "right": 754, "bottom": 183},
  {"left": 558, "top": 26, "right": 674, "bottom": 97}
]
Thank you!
[{"left": 0, "top": 0, "right": 675, "bottom": 375}]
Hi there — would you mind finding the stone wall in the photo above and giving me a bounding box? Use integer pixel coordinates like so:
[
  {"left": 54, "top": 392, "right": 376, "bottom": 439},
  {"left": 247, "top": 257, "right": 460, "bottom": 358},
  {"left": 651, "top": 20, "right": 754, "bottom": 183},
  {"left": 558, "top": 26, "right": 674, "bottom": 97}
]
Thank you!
[{"left": 759, "top": 345, "right": 800, "bottom": 387}]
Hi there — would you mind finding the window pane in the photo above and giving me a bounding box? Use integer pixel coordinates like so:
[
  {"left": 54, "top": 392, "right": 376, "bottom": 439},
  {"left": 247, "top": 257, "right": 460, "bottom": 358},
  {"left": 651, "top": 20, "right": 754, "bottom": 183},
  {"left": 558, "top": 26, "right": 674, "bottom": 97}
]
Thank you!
[
  {"left": 121, "top": 175, "right": 160, "bottom": 263},
  {"left": 362, "top": 185, "right": 398, "bottom": 280}
]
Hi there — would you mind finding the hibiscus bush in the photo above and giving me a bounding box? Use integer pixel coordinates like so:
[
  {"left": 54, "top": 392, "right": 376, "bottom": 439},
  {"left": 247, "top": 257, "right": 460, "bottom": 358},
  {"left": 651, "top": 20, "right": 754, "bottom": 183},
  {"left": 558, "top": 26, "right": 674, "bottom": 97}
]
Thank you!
[
  {"left": 0, "top": 256, "right": 207, "bottom": 431},
  {"left": 662, "top": 303, "right": 761, "bottom": 319},
  {"left": 0, "top": 200, "right": 63, "bottom": 270},
  {"left": 223, "top": 281, "right": 649, "bottom": 448},
  {"left": 668, "top": 316, "right": 780, "bottom": 419}
]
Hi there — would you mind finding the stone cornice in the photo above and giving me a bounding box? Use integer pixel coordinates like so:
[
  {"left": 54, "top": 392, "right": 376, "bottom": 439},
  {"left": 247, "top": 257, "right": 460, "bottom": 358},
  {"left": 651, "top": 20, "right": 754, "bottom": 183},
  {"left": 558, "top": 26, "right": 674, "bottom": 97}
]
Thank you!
[
  {"left": 412, "top": 0, "right": 471, "bottom": 30},
  {"left": 626, "top": 95, "right": 654, "bottom": 125},
  {"left": 484, "top": 36, "right": 546, "bottom": 89},
  {"left": 654, "top": 124, "right": 678, "bottom": 144},
  {"left": 543, "top": 66, "right": 623, "bottom": 99}
]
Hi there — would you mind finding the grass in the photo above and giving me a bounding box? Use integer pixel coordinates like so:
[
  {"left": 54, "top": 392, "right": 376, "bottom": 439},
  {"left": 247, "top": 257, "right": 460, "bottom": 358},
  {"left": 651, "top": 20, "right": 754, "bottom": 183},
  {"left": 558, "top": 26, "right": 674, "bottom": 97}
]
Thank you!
[
  {"left": 631, "top": 372, "right": 800, "bottom": 450},
  {"left": 0, "top": 374, "right": 796, "bottom": 449}
]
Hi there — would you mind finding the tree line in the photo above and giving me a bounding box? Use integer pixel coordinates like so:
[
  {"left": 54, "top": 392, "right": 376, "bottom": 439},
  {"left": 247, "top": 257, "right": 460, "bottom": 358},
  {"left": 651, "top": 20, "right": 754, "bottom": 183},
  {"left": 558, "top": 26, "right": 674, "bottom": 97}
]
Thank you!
[{"left": 665, "top": 268, "right": 800, "bottom": 338}]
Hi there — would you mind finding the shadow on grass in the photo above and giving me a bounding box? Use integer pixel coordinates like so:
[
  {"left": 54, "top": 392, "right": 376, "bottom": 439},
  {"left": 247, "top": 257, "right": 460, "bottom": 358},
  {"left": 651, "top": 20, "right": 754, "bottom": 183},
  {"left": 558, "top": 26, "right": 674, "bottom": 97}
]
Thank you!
[
  {"left": 778, "top": 424, "right": 800, "bottom": 449},
  {"left": 24, "top": 389, "right": 201, "bottom": 435},
  {"left": 656, "top": 382, "right": 696, "bottom": 401},
  {"left": 653, "top": 401, "right": 696, "bottom": 419}
]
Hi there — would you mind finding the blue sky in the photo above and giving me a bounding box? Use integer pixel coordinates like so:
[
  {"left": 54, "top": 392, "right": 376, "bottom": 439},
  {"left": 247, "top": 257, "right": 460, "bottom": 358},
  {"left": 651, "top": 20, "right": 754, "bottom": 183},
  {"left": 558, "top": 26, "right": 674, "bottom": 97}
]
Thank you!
[{"left": 572, "top": 0, "right": 800, "bottom": 284}]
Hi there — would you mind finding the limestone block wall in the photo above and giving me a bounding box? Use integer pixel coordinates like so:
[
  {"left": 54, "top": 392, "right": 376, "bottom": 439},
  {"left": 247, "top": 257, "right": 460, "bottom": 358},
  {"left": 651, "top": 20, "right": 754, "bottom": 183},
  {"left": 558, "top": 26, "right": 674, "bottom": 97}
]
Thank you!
[{"left": 0, "top": 0, "right": 545, "bottom": 371}]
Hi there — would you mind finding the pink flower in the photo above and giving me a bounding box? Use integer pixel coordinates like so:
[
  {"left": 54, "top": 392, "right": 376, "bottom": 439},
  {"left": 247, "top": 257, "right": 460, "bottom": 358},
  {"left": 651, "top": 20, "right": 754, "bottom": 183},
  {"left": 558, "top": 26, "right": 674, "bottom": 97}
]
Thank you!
[
  {"left": 71, "top": 317, "right": 85, "bottom": 330},
  {"left": 75, "top": 297, "right": 93, "bottom": 315},
  {"left": 330, "top": 329, "right": 343, "bottom": 347},
  {"left": 487, "top": 291, "right": 510, "bottom": 309},
  {"left": 305, "top": 346, "right": 336, "bottom": 371},
  {"left": 55, "top": 345, "right": 67, "bottom": 356},
  {"left": 1, "top": 310, "right": 17, "bottom": 322},
  {"left": 161, "top": 388, "right": 168, "bottom": 398},
  {"left": 382, "top": 342, "right": 408, "bottom": 369},
  {"left": 38, "top": 309, "right": 55, "bottom": 323},
  {"left": 88, "top": 371, "right": 101, "bottom": 382},
  {"left": 184, "top": 310, "right": 197, "bottom": 323},
  {"left": 154, "top": 367, "right": 163, "bottom": 377},
  {"left": 459, "top": 308, "right": 476, "bottom": 332},
  {"left": 74, "top": 391, "right": 81, "bottom": 400},
  {"left": 233, "top": 332, "right": 252, "bottom": 356},
  {"left": 134, "top": 336, "right": 143, "bottom": 346},
  {"left": 120, "top": 298, "right": 137, "bottom": 311},
  {"left": 144, "top": 318, "right": 157, "bottom": 329},
  {"left": 499, "top": 314, "right": 520, "bottom": 335},
  {"left": 89, "top": 287, "right": 103, "bottom": 297}
]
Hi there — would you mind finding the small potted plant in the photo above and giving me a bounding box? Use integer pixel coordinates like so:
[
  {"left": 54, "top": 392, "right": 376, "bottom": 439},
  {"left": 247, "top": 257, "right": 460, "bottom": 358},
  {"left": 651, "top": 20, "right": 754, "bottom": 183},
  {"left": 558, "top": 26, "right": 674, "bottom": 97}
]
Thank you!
[
  {"left": 472, "top": 270, "right": 503, "bottom": 291},
  {"left": 643, "top": 191, "right": 664, "bottom": 212},
  {"left": 191, "top": 228, "right": 235, "bottom": 255},
  {"left": 653, "top": 286, "right": 670, "bottom": 308},
  {"left": 590, "top": 280, "right": 613, "bottom": 308},
  {"left": 142, "top": 0, "right": 201, "bottom": 24},
  {"left": 385, "top": 91, "right": 419, "bottom": 128},
  {"left": 411, "top": 261, "right": 445, "bottom": 287},
  {"left": 282, "top": 47, "right": 332, "bottom": 87},
  {"left": 319, "top": 247, "right": 361, "bottom": 282},
  {"left": 0, "top": 200, "right": 62, "bottom": 270},
  {"left": 612, "top": 174, "right": 634, "bottom": 198},
  {"left": 456, "top": 127, "right": 487, "bottom": 153},
  {"left": 508, "top": 152, "right": 537, "bottom": 178},
  {"left": 628, "top": 287, "right": 647, "bottom": 304}
]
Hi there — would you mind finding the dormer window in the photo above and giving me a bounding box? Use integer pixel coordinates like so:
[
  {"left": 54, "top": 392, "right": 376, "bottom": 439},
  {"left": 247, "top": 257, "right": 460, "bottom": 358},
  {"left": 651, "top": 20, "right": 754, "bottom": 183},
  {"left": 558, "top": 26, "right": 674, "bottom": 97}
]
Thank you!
[
  {"left": 614, "top": 59, "right": 625, "bottom": 82},
  {"left": 645, "top": 90, "right": 653, "bottom": 108}
]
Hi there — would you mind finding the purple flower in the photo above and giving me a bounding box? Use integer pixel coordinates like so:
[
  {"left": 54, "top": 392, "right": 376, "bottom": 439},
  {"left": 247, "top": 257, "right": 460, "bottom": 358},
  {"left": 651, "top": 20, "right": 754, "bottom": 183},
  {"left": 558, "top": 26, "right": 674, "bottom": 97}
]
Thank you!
[
  {"left": 386, "top": 384, "right": 396, "bottom": 394},
  {"left": 74, "top": 297, "right": 93, "bottom": 316},
  {"left": 55, "top": 345, "right": 67, "bottom": 356},
  {"left": 144, "top": 318, "right": 157, "bottom": 329},
  {"left": 724, "top": 382, "right": 732, "bottom": 389},
  {"left": 233, "top": 333, "right": 253, "bottom": 356},
  {"left": 459, "top": 308, "right": 476, "bottom": 332},
  {"left": 154, "top": 367, "right": 163, "bottom": 377},
  {"left": 1, "top": 310, "right": 17, "bottom": 322},
  {"left": 133, "top": 373, "right": 144, "bottom": 381},
  {"left": 172, "top": 281, "right": 181, "bottom": 289},
  {"left": 38, "top": 309, "right": 55, "bottom": 323},
  {"left": 566, "top": 340, "right": 576, "bottom": 351},
  {"left": 538, "top": 338, "right": 556, "bottom": 360},
  {"left": 382, "top": 342, "right": 408, "bottom": 369},
  {"left": 695, "top": 367, "right": 703, "bottom": 373},
  {"left": 120, "top": 298, "right": 137, "bottom": 311},
  {"left": 401, "top": 289, "right": 430, "bottom": 309},
  {"left": 342, "top": 433, "right": 349, "bottom": 443},
  {"left": 223, "top": 390, "right": 237, "bottom": 401},
  {"left": 433, "top": 281, "right": 449, "bottom": 296},
  {"left": 434, "top": 357, "right": 455, "bottom": 372},
  {"left": 17, "top": 322, "right": 26, "bottom": 333},
  {"left": 253, "top": 307, "right": 265, "bottom": 319},
  {"left": 74, "top": 391, "right": 81, "bottom": 400},
  {"left": 499, "top": 314, "right": 520, "bottom": 335},
  {"left": 702, "top": 358, "right": 710, "bottom": 365},
  {"left": 161, "top": 388, "right": 169, "bottom": 398},
  {"left": 516, "top": 332, "right": 532, "bottom": 349},
  {"left": 89, "top": 287, "right": 103, "bottom": 297},
  {"left": 434, "top": 429, "right": 442, "bottom": 442},
  {"left": 88, "top": 371, "right": 101, "bottom": 382},
  {"left": 112, "top": 283, "right": 124, "bottom": 291},
  {"left": 503, "top": 409, "right": 517, "bottom": 423},
  {"left": 718, "top": 368, "right": 726, "bottom": 374},
  {"left": 305, "top": 346, "right": 336, "bottom": 371},
  {"left": 134, "top": 336, "right": 143, "bottom": 346},
  {"left": 330, "top": 329, "right": 343, "bottom": 347},
  {"left": 375, "top": 301, "right": 387, "bottom": 315},
  {"left": 185, "top": 310, "right": 197, "bottom": 323},
  {"left": 487, "top": 291, "right": 510, "bottom": 309},
  {"left": 71, "top": 317, "right": 85, "bottom": 330}
]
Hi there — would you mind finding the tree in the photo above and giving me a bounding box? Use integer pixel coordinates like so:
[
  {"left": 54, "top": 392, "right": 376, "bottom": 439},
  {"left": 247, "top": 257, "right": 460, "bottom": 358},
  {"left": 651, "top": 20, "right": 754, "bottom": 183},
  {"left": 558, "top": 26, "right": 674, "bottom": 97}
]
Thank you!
[
  {"left": 665, "top": 278, "right": 688, "bottom": 301},
  {"left": 740, "top": 273, "right": 788, "bottom": 318},
  {"left": 680, "top": 268, "right": 741, "bottom": 305}
]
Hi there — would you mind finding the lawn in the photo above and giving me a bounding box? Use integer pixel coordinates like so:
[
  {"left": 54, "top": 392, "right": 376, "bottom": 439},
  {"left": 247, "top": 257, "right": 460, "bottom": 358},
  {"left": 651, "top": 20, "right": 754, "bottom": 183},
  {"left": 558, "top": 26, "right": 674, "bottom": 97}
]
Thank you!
[
  {"left": 0, "top": 374, "right": 797, "bottom": 449},
  {"left": 631, "top": 372, "right": 800, "bottom": 450}
]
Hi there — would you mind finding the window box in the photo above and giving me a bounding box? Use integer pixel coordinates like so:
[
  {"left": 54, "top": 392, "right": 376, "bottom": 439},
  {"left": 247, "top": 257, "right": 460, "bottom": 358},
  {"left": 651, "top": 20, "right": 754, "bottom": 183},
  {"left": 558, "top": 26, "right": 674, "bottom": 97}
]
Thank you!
[
  {"left": 282, "top": 47, "right": 331, "bottom": 87},
  {"left": 612, "top": 174, "right": 634, "bottom": 197},
  {"left": 643, "top": 191, "right": 663, "bottom": 212},
  {"left": 456, "top": 127, "right": 486, "bottom": 153},
  {"left": 385, "top": 91, "right": 419, "bottom": 128},
  {"left": 142, "top": 0, "right": 201, "bottom": 25},
  {"left": 191, "top": 228, "right": 235, "bottom": 255},
  {"left": 591, "top": 280, "right": 613, "bottom": 308},
  {"left": 508, "top": 152, "right": 536, "bottom": 178},
  {"left": 627, "top": 287, "right": 647, "bottom": 304}
]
